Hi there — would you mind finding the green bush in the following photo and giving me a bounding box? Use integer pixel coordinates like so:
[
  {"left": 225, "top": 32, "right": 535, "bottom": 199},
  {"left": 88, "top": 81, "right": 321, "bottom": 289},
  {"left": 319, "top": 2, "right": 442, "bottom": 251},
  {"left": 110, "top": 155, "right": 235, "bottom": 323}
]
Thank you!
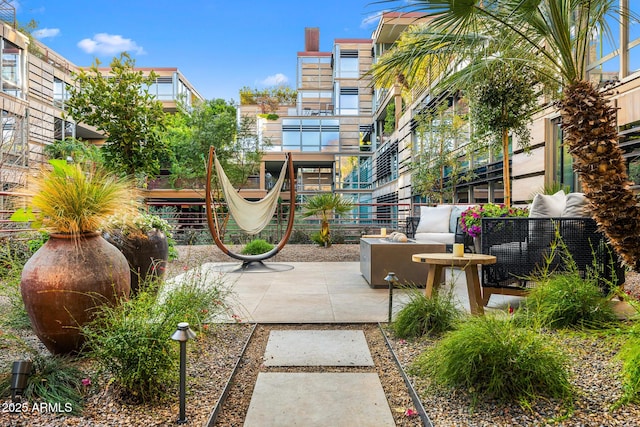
[
  {"left": 515, "top": 272, "right": 617, "bottom": 329},
  {"left": 392, "top": 287, "right": 461, "bottom": 338},
  {"left": 82, "top": 268, "right": 232, "bottom": 402},
  {"left": 0, "top": 354, "right": 86, "bottom": 415},
  {"left": 241, "top": 239, "right": 274, "bottom": 255},
  {"left": 410, "top": 316, "right": 572, "bottom": 405}
]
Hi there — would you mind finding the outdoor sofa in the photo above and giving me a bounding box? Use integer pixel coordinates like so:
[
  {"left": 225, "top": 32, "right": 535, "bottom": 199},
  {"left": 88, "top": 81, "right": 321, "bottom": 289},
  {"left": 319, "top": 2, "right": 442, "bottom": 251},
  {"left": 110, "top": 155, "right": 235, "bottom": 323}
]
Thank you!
[
  {"left": 480, "top": 192, "right": 625, "bottom": 305},
  {"left": 405, "top": 204, "right": 475, "bottom": 250}
]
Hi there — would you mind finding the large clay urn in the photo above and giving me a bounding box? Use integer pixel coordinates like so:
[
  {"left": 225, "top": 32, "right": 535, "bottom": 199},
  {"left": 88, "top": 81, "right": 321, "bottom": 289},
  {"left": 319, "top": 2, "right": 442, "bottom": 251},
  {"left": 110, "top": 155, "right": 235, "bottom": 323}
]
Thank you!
[
  {"left": 103, "top": 229, "right": 169, "bottom": 294},
  {"left": 20, "top": 232, "right": 130, "bottom": 354}
]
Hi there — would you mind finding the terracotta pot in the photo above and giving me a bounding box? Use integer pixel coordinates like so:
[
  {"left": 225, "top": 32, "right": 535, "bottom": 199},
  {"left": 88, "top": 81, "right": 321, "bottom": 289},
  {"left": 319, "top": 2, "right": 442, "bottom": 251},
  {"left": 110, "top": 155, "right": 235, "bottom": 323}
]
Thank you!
[
  {"left": 103, "top": 229, "right": 168, "bottom": 294},
  {"left": 20, "top": 232, "right": 130, "bottom": 354}
]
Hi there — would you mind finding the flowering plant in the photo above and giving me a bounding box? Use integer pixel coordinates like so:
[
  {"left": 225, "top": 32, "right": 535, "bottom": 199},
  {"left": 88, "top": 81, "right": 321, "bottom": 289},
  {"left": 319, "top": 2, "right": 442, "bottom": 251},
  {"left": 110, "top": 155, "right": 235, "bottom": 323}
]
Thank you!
[{"left": 460, "top": 203, "right": 528, "bottom": 238}]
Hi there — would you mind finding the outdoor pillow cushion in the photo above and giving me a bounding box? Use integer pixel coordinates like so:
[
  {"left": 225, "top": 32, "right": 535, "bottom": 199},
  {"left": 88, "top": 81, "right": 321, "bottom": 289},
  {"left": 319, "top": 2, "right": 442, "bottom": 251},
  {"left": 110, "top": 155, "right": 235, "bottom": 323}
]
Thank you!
[
  {"left": 562, "top": 192, "right": 589, "bottom": 217},
  {"left": 528, "top": 190, "right": 566, "bottom": 218},
  {"left": 416, "top": 205, "right": 452, "bottom": 234}
]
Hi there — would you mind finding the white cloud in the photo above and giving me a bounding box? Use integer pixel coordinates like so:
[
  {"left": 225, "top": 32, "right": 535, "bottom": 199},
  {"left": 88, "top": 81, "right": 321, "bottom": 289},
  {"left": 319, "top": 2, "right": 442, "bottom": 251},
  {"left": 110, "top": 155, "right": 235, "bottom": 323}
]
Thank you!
[
  {"left": 261, "top": 73, "right": 288, "bottom": 86},
  {"left": 77, "top": 33, "right": 145, "bottom": 56},
  {"left": 361, "top": 11, "right": 384, "bottom": 29},
  {"left": 32, "top": 28, "right": 60, "bottom": 39}
]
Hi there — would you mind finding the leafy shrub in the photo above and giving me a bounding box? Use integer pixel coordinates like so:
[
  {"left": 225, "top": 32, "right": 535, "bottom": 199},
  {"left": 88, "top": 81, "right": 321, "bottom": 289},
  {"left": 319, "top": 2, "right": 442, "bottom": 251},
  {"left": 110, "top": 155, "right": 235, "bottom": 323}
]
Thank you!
[
  {"left": 82, "top": 268, "right": 232, "bottom": 402},
  {"left": 392, "top": 287, "right": 460, "bottom": 338},
  {"left": 0, "top": 354, "right": 86, "bottom": 414},
  {"left": 241, "top": 239, "right": 274, "bottom": 255},
  {"left": 515, "top": 271, "right": 617, "bottom": 329},
  {"left": 410, "top": 316, "right": 572, "bottom": 405},
  {"left": 311, "top": 231, "right": 326, "bottom": 246}
]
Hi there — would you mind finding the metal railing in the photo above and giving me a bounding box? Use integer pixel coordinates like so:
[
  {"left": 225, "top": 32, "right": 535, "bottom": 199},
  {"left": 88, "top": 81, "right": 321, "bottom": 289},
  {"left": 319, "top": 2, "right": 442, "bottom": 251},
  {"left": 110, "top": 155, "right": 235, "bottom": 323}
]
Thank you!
[{"left": 1, "top": 192, "right": 414, "bottom": 245}]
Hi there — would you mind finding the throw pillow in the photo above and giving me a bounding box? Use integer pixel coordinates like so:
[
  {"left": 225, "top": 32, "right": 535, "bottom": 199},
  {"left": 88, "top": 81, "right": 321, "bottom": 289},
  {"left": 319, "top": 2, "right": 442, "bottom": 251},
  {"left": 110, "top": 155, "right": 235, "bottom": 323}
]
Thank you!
[
  {"left": 416, "top": 205, "right": 453, "bottom": 234},
  {"left": 562, "top": 192, "right": 589, "bottom": 217},
  {"left": 529, "top": 190, "right": 566, "bottom": 218}
]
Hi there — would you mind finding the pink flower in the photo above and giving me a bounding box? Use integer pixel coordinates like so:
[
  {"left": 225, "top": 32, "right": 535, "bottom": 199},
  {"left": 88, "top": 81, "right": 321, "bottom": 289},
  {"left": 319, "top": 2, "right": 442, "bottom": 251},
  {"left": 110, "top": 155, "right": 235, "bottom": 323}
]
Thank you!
[
  {"left": 405, "top": 408, "right": 418, "bottom": 417},
  {"left": 508, "top": 306, "right": 514, "bottom": 315},
  {"left": 81, "top": 378, "right": 91, "bottom": 387}
]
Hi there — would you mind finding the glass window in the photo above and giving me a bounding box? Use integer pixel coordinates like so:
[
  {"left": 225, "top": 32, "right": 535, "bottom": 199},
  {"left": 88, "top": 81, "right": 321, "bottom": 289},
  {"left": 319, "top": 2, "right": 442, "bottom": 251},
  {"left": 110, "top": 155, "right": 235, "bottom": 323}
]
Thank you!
[
  {"left": 1, "top": 39, "right": 22, "bottom": 98},
  {"left": 552, "top": 118, "right": 577, "bottom": 192},
  {"left": 338, "top": 88, "right": 358, "bottom": 115}
]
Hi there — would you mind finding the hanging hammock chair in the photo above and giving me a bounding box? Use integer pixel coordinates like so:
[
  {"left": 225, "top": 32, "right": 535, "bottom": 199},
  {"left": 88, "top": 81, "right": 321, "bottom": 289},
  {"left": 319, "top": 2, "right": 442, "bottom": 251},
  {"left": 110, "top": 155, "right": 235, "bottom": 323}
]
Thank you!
[{"left": 205, "top": 146, "right": 295, "bottom": 269}]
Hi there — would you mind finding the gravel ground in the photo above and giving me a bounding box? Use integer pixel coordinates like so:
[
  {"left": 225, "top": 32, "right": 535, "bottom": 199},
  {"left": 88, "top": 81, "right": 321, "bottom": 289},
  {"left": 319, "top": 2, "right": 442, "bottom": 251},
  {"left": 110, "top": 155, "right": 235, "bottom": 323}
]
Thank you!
[{"left": 3, "top": 243, "right": 640, "bottom": 426}]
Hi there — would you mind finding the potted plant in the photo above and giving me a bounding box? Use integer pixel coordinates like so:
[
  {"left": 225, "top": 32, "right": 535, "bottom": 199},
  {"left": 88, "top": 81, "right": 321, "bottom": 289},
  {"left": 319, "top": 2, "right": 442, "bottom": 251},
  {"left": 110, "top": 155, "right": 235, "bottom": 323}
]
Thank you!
[
  {"left": 102, "top": 211, "right": 173, "bottom": 294},
  {"left": 460, "top": 203, "right": 528, "bottom": 252},
  {"left": 11, "top": 160, "right": 137, "bottom": 354}
]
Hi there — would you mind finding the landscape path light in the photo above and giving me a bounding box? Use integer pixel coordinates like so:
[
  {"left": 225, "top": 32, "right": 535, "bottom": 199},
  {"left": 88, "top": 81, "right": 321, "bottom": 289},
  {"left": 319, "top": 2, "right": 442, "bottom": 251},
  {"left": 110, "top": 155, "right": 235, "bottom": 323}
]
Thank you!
[
  {"left": 171, "top": 322, "right": 196, "bottom": 424},
  {"left": 384, "top": 272, "right": 399, "bottom": 323},
  {"left": 11, "top": 360, "right": 32, "bottom": 402}
]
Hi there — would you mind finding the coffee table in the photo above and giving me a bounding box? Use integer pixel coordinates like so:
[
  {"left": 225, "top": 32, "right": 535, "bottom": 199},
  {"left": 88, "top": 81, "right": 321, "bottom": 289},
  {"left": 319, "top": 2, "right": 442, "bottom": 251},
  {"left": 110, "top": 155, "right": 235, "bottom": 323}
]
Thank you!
[
  {"left": 411, "top": 253, "right": 497, "bottom": 315},
  {"left": 360, "top": 238, "right": 446, "bottom": 288}
]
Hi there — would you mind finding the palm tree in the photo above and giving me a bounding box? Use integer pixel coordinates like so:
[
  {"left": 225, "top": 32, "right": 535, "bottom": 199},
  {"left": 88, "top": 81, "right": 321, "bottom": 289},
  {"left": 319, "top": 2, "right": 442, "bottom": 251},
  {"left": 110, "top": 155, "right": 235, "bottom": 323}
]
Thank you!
[
  {"left": 371, "top": 0, "right": 640, "bottom": 271},
  {"left": 302, "top": 193, "right": 354, "bottom": 247}
]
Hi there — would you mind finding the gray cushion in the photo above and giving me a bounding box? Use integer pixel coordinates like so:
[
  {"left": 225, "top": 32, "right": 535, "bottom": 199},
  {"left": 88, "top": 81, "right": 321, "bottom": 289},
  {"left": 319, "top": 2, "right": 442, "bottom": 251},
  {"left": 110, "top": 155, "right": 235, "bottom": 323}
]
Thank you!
[{"left": 562, "top": 192, "right": 589, "bottom": 217}]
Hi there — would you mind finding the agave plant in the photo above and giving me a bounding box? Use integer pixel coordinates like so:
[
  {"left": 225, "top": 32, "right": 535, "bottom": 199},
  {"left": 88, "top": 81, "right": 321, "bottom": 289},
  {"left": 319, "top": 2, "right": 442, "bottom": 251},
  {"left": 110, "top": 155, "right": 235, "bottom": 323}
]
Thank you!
[{"left": 371, "top": 0, "right": 640, "bottom": 271}]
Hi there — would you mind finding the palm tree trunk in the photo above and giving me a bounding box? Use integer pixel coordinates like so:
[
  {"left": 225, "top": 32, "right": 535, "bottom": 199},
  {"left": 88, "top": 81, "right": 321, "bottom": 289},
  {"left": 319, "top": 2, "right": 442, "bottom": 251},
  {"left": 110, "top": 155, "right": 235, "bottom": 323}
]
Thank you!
[{"left": 560, "top": 80, "right": 640, "bottom": 271}]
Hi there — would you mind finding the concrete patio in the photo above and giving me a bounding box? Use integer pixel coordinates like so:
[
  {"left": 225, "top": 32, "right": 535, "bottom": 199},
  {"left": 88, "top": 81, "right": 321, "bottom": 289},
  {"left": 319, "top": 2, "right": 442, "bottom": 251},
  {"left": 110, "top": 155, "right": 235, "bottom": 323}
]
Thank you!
[{"left": 170, "top": 261, "right": 525, "bottom": 323}]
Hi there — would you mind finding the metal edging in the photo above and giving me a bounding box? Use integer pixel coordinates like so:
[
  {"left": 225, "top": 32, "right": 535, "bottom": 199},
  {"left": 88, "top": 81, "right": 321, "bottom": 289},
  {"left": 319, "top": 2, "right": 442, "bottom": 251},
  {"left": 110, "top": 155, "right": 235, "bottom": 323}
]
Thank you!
[
  {"left": 378, "top": 322, "right": 433, "bottom": 427},
  {"left": 206, "top": 322, "right": 258, "bottom": 427}
]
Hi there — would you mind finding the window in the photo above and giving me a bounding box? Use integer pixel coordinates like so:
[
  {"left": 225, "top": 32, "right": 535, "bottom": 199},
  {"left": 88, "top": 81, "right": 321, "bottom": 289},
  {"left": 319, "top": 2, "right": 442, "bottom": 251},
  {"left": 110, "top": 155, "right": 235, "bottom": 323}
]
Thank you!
[
  {"left": 336, "top": 155, "right": 372, "bottom": 190},
  {"left": 552, "top": 118, "right": 577, "bottom": 191},
  {"left": 1, "top": 39, "right": 22, "bottom": 98},
  {"left": 282, "top": 119, "right": 339, "bottom": 152},
  {"left": 53, "top": 77, "right": 70, "bottom": 108},
  {"left": 0, "top": 110, "right": 26, "bottom": 167},
  {"left": 337, "top": 87, "right": 358, "bottom": 115},
  {"left": 54, "top": 117, "right": 75, "bottom": 141},
  {"left": 336, "top": 49, "right": 359, "bottom": 78},
  {"left": 147, "top": 76, "right": 174, "bottom": 101}
]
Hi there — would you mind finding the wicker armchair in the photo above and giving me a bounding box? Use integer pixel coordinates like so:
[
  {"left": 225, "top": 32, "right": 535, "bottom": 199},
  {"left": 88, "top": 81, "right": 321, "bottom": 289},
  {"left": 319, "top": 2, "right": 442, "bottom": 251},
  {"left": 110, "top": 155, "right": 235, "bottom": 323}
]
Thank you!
[{"left": 480, "top": 217, "right": 624, "bottom": 305}]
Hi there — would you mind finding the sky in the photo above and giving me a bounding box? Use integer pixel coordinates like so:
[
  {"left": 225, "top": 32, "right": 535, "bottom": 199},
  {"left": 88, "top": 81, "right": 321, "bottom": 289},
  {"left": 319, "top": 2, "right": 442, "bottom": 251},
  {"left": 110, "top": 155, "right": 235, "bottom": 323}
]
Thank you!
[{"left": 14, "top": 0, "right": 390, "bottom": 103}]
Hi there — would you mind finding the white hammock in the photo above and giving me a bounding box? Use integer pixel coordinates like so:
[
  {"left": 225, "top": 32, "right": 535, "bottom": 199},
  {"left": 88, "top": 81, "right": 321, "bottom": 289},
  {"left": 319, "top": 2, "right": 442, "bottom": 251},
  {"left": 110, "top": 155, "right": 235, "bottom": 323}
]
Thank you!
[{"left": 214, "top": 155, "right": 288, "bottom": 235}]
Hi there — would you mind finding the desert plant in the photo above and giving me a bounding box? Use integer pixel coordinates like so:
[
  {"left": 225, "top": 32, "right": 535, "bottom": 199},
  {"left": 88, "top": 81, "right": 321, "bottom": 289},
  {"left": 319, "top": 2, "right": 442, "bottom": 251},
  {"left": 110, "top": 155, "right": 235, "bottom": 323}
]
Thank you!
[
  {"left": 392, "top": 286, "right": 461, "bottom": 339},
  {"left": 410, "top": 315, "right": 573, "bottom": 406},
  {"left": 11, "top": 160, "right": 138, "bottom": 235},
  {"left": 241, "top": 239, "right": 274, "bottom": 255},
  {"left": 82, "top": 268, "right": 232, "bottom": 402},
  {"left": 515, "top": 271, "right": 617, "bottom": 329},
  {"left": 0, "top": 354, "right": 86, "bottom": 414},
  {"left": 302, "top": 193, "right": 354, "bottom": 247}
]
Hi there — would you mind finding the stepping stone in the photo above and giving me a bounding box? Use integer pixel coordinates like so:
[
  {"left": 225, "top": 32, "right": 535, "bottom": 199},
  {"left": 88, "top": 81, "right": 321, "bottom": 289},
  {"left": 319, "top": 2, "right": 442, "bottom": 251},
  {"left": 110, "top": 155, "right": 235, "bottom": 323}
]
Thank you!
[
  {"left": 263, "top": 330, "right": 374, "bottom": 366},
  {"left": 244, "top": 372, "right": 395, "bottom": 427}
]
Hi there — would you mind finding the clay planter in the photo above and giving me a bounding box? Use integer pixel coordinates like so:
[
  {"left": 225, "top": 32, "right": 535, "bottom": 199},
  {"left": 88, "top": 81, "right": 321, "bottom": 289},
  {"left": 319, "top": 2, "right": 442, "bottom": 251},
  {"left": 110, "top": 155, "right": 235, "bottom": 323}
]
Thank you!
[
  {"left": 20, "top": 232, "right": 130, "bottom": 354},
  {"left": 104, "top": 229, "right": 169, "bottom": 294}
]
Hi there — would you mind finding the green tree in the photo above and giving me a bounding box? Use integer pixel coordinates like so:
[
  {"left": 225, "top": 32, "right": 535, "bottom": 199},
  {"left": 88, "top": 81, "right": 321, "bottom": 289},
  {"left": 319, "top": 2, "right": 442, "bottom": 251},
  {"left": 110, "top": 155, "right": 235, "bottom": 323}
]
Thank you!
[
  {"left": 64, "top": 53, "right": 168, "bottom": 180},
  {"left": 411, "top": 102, "right": 472, "bottom": 203},
  {"left": 164, "top": 99, "right": 267, "bottom": 189},
  {"left": 373, "top": 0, "right": 640, "bottom": 270},
  {"left": 302, "top": 193, "right": 354, "bottom": 247},
  {"left": 164, "top": 99, "right": 237, "bottom": 188}
]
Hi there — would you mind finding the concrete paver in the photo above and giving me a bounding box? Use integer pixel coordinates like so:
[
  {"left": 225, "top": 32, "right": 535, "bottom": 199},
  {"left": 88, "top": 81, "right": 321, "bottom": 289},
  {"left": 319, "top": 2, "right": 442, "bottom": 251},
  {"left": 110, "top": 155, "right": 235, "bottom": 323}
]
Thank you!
[
  {"left": 243, "top": 372, "right": 395, "bottom": 427},
  {"left": 263, "top": 330, "right": 374, "bottom": 366}
]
